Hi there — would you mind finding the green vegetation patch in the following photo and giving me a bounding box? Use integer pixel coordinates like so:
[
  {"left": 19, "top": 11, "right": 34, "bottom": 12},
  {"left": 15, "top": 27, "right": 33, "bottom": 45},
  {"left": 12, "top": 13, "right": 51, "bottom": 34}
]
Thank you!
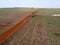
[
  {"left": 32, "top": 15, "right": 42, "bottom": 18},
  {"left": 45, "top": 20, "right": 60, "bottom": 26},
  {"left": 32, "top": 15, "right": 35, "bottom": 17},
  {"left": 46, "top": 21, "right": 53, "bottom": 24},
  {"left": 31, "top": 15, "right": 44, "bottom": 20},
  {"left": 32, "top": 15, "right": 60, "bottom": 26},
  {"left": 53, "top": 32, "right": 60, "bottom": 37}
]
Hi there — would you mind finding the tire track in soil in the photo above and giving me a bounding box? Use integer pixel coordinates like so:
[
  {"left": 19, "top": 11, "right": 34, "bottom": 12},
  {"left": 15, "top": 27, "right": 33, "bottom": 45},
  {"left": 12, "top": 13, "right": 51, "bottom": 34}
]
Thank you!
[
  {"left": 33, "top": 17, "right": 54, "bottom": 45},
  {"left": 30, "top": 18, "right": 43, "bottom": 45},
  {"left": 35, "top": 16, "right": 60, "bottom": 45},
  {"left": 16, "top": 18, "right": 36, "bottom": 45},
  {"left": 14, "top": 16, "right": 60, "bottom": 45},
  {"left": 19, "top": 17, "right": 43, "bottom": 45},
  {"left": 40, "top": 18, "right": 57, "bottom": 45},
  {"left": 19, "top": 23, "right": 34, "bottom": 45},
  {"left": 6, "top": 16, "right": 59, "bottom": 45}
]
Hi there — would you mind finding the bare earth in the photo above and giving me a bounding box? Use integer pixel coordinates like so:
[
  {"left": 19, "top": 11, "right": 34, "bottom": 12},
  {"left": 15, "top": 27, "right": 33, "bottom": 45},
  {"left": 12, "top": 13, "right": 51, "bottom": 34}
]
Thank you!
[
  {"left": 0, "top": 8, "right": 60, "bottom": 45},
  {"left": 0, "top": 8, "right": 36, "bottom": 35},
  {"left": 1, "top": 15, "right": 60, "bottom": 45}
]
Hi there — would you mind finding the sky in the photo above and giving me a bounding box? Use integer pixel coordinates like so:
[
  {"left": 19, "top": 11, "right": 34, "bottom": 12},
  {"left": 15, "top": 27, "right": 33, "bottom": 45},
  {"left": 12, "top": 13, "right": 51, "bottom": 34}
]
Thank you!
[{"left": 0, "top": 0, "right": 60, "bottom": 8}]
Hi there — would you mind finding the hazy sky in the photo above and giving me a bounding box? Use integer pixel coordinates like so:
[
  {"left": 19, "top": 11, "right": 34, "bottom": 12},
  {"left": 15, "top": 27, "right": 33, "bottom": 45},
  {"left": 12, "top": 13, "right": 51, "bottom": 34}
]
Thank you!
[{"left": 0, "top": 0, "right": 60, "bottom": 8}]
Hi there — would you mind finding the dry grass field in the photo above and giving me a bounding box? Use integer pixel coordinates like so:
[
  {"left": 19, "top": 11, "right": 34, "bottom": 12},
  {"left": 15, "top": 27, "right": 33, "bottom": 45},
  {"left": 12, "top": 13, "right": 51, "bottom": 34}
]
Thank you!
[
  {"left": 35, "top": 8, "right": 60, "bottom": 16},
  {"left": 2, "top": 15, "right": 60, "bottom": 45},
  {"left": 0, "top": 8, "right": 60, "bottom": 45}
]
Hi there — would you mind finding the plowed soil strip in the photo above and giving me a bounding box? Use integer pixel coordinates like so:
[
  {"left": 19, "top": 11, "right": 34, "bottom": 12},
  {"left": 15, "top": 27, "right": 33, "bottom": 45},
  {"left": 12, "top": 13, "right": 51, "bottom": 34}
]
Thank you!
[
  {"left": 0, "top": 15, "right": 32, "bottom": 43},
  {"left": 0, "top": 17, "right": 34, "bottom": 45}
]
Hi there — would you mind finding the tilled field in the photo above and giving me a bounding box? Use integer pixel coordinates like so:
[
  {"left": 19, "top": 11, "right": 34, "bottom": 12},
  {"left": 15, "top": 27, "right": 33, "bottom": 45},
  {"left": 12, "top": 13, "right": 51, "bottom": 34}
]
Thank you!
[
  {"left": 1, "top": 17, "right": 34, "bottom": 45},
  {"left": 1, "top": 15, "right": 60, "bottom": 45},
  {"left": 0, "top": 11, "right": 29, "bottom": 35},
  {"left": 0, "top": 8, "right": 39, "bottom": 45},
  {"left": 0, "top": 8, "right": 36, "bottom": 35}
]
